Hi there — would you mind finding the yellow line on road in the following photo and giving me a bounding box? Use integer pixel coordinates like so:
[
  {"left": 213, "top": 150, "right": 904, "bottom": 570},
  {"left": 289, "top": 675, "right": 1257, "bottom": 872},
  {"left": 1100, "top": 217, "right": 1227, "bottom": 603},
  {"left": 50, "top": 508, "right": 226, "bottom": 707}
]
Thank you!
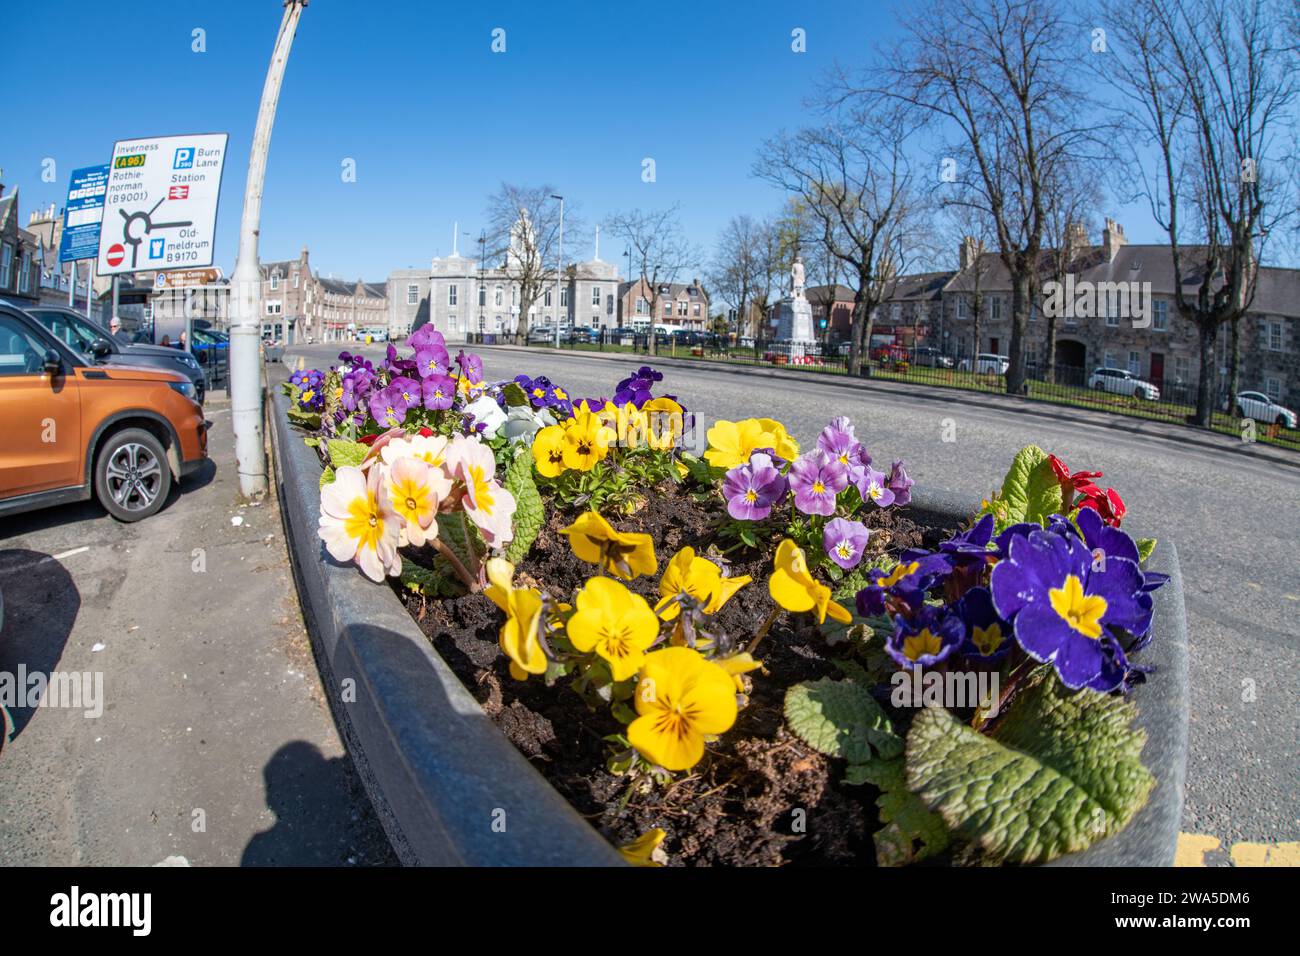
[{"left": 1176, "top": 832, "right": 1300, "bottom": 866}]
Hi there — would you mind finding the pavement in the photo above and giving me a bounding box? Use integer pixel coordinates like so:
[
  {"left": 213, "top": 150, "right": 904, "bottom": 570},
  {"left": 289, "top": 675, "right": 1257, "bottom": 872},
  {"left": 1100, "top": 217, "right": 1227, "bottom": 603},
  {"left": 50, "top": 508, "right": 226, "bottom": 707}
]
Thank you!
[
  {"left": 288, "top": 341, "right": 1299, "bottom": 865},
  {"left": 0, "top": 389, "right": 395, "bottom": 866}
]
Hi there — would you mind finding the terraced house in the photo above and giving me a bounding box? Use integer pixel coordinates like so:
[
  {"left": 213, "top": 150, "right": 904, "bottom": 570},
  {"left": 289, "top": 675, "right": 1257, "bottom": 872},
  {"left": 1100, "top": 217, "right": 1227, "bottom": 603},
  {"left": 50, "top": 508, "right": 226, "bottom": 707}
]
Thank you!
[
  {"left": 261, "top": 246, "right": 387, "bottom": 342},
  {"left": 876, "top": 220, "right": 1300, "bottom": 411}
]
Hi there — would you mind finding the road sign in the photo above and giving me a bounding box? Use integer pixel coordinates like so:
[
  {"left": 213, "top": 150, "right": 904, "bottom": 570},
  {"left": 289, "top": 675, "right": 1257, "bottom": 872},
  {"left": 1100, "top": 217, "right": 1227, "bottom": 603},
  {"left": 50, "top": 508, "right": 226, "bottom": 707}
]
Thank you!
[
  {"left": 58, "top": 164, "right": 110, "bottom": 263},
  {"left": 154, "top": 267, "right": 222, "bottom": 289},
  {"left": 95, "top": 132, "right": 229, "bottom": 276}
]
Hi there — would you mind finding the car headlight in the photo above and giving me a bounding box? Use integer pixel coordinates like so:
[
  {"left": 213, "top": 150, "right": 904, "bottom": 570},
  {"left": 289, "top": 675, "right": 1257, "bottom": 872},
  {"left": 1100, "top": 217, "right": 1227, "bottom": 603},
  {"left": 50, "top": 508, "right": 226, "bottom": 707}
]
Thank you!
[{"left": 169, "top": 380, "right": 197, "bottom": 400}]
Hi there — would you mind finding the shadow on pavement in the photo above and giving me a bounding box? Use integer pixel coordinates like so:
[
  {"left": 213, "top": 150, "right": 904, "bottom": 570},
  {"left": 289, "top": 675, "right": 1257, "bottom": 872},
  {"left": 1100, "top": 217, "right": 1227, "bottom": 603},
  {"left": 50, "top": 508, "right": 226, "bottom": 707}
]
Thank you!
[
  {"left": 241, "top": 740, "right": 397, "bottom": 866},
  {"left": 0, "top": 549, "right": 81, "bottom": 746}
]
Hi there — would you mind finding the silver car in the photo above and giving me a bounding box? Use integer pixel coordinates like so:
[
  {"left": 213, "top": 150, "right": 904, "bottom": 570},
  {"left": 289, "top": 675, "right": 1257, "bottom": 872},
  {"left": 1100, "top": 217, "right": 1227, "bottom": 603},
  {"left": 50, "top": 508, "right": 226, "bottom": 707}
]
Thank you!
[
  {"left": 1234, "top": 391, "right": 1297, "bottom": 428},
  {"left": 1088, "top": 367, "right": 1160, "bottom": 400}
]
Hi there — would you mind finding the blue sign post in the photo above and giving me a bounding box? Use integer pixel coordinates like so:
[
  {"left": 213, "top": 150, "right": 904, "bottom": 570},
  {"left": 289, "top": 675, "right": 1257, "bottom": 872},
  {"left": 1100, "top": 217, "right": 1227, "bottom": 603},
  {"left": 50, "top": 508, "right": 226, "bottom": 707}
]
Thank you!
[{"left": 58, "top": 164, "right": 110, "bottom": 262}]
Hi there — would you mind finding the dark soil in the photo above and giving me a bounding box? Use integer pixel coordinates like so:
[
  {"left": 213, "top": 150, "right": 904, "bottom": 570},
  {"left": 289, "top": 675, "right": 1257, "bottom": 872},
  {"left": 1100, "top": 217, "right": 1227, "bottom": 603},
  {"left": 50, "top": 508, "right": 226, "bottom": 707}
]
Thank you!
[{"left": 399, "top": 487, "right": 953, "bottom": 866}]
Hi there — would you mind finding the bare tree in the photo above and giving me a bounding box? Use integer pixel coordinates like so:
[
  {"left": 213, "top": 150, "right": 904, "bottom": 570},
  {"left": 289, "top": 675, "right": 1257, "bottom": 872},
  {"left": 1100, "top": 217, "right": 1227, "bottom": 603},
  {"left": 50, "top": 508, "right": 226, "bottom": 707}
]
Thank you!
[
  {"left": 754, "top": 101, "right": 924, "bottom": 376},
  {"left": 939, "top": 199, "right": 997, "bottom": 365},
  {"left": 1101, "top": 0, "right": 1297, "bottom": 425},
  {"left": 855, "top": 0, "right": 1100, "bottom": 394},
  {"left": 605, "top": 205, "right": 700, "bottom": 356},
  {"left": 484, "top": 184, "right": 573, "bottom": 345},
  {"left": 1040, "top": 164, "right": 1102, "bottom": 384},
  {"left": 708, "top": 214, "right": 770, "bottom": 339}
]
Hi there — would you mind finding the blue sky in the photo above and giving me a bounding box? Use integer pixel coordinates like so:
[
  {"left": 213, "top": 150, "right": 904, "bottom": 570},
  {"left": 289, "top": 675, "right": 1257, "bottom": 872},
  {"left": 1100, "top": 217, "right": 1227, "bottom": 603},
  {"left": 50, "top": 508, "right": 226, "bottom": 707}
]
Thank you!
[{"left": 2, "top": 0, "right": 1268, "bottom": 282}]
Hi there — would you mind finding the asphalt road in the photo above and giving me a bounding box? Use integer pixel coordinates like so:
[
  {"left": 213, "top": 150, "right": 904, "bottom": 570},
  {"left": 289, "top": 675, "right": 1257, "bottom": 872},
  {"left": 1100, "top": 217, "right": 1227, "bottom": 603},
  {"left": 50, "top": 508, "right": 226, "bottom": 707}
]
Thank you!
[
  {"left": 0, "top": 394, "right": 394, "bottom": 866},
  {"left": 289, "top": 341, "right": 1298, "bottom": 857}
]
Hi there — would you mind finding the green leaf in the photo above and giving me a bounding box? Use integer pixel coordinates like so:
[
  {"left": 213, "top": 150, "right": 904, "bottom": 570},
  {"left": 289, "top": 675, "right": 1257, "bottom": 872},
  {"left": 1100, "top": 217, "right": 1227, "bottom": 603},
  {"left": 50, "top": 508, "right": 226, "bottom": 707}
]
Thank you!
[
  {"left": 1136, "top": 537, "right": 1157, "bottom": 563},
  {"left": 319, "top": 464, "right": 336, "bottom": 488},
  {"left": 784, "top": 678, "right": 904, "bottom": 763},
  {"left": 400, "top": 557, "right": 463, "bottom": 598},
  {"left": 679, "top": 453, "right": 720, "bottom": 487},
  {"left": 436, "top": 511, "right": 482, "bottom": 577},
  {"left": 905, "top": 667, "right": 1155, "bottom": 864},
  {"left": 503, "top": 447, "right": 545, "bottom": 564},
  {"left": 988, "top": 444, "right": 1065, "bottom": 530},
  {"left": 327, "top": 438, "right": 370, "bottom": 470},
  {"left": 503, "top": 381, "right": 530, "bottom": 407},
  {"left": 846, "top": 757, "right": 951, "bottom": 867}
]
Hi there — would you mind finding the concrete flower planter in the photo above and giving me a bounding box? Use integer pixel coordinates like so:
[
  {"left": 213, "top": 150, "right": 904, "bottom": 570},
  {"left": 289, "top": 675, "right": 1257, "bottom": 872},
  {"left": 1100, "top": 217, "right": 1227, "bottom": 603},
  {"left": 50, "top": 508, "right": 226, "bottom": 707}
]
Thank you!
[{"left": 271, "top": 391, "right": 1188, "bottom": 866}]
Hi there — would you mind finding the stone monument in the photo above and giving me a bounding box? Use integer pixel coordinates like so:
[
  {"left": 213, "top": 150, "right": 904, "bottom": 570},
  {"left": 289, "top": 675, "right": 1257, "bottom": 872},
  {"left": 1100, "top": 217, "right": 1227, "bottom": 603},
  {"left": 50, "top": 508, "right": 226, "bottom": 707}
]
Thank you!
[{"left": 773, "top": 255, "right": 816, "bottom": 357}]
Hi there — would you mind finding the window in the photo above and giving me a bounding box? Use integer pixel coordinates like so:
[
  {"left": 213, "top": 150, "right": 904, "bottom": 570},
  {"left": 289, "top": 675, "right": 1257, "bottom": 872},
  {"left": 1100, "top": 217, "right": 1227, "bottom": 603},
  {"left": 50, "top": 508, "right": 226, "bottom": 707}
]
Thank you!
[
  {"left": 1128, "top": 351, "right": 1140, "bottom": 375},
  {"left": 494, "top": 285, "right": 503, "bottom": 307},
  {"left": 663, "top": 301, "right": 672, "bottom": 317},
  {"left": 1174, "top": 355, "right": 1189, "bottom": 381},
  {"left": 544, "top": 288, "right": 552, "bottom": 307},
  {"left": 448, "top": 284, "right": 458, "bottom": 306},
  {"left": 694, "top": 303, "right": 701, "bottom": 316},
  {"left": 478, "top": 285, "right": 486, "bottom": 307},
  {"left": 407, "top": 284, "right": 419, "bottom": 305},
  {"left": 890, "top": 303, "right": 901, "bottom": 323},
  {"left": 1104, "top": 350, "right": 1116, "bottom": 369},
  {"left": 957, "top": 297, "right": 967, "bottom": 320},
  {"left": 267, "top": 300, "right": 283, "bottom": 315},
  {"left": 592, "top": 285, "right": 601, "bottom": 306},
  {"left": 1265, "top": 377, "right": 1282, "bottom": 401},
  {"left": 1106, "top": 307, "right": 1119, "bottom": 327},
  {"left": 512, "top": 287, "right": 519, "bottom": 306},
  {"left": 1154, "top": 300, "right": 1168, "bottom": 331},
  {"left": 18, "top": 253, "right": 31, "bottom": 294},
  {"left": 270, "top": 273, "right": 279, "bottom": 290},
  {"left": 449, "top": 315, "right": 459, "bottom": 331},
  {"left": 293, "top": 273, "right": 300, "bottom": 289},
  {"left": 636, "top": 296, "right": 648, "bottom": 316},
  {"left": 991, "top": 297, "right": 1001, "bottom": 320},
  {"left": 678, "top": 300, "right": 687, "bottom": 317},
  {"left": 1268, "top": 321, "right": 1283, "bottom": 351},
  {"left": 0, "top": 314, "right": 50, "bottom": 376},
  {"left": 560, "top": 287, "right": 568, "bottom": 307}
]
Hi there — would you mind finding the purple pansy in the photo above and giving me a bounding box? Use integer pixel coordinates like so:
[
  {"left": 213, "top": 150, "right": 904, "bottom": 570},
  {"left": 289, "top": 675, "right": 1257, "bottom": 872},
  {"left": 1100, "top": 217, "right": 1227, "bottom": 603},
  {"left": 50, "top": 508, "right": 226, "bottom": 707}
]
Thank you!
[
  {"left": 823, "top": 517, "right": 871, "bottom": 570},
  {"left": 885, "top": 607, "right": 964, "bottom": 670},
  {"left": 408, "top": 324, "right": 450, "bottom": 361},
  {"left": 390, "top": 375, "right": 422, "bottom": 409},
  {"left": 854, "top": 553, "right": 952, "bottom": 617},
  {"left": 414, "top": 346, "right": 448, "bottom": 379},
  {"left": 887, "top": 459, "right": 913, "bottom": 506},
  {"left": 369, "top": 385, "right": 408, "bottom": 428},
  {"left": 722, "top": 452, "right": 787, "bottom": 520},
  {"left": 422, "top": 373, "right": 456, "bottom": 411},
  {"left": 857, "top": 465, "right": 896, "bottom": 508},
  {"left": 457, "top": 350, "right": 484, "bottom": 385},
  {"left": 955, "top": 586, "right": 1012, "bottom": 659},
  {"left": 613, "top": 365, "right": 664, "bottom": 407},
  {"left": 817, "top": 417, "right": 871, "bottom": 485},
  {"left": 788, "top": 454, "right": 848, "bottom": 517},
  {"left": 990, "top": 525, "right": 1150, "bottom": 691}
]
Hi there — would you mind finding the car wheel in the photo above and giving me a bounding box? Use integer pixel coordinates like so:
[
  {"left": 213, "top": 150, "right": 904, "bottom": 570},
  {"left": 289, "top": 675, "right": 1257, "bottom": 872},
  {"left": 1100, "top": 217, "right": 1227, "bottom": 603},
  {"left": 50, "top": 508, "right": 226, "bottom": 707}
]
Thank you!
[
  {"left": 1092, "top": 380, "right": 1104, "bottom": 391},
  {"left": 94, "top": 428, "right": 172, "bottom": 522},
  {"left": 1277, "top": 415, "right": 1289, "bottom": 428}
]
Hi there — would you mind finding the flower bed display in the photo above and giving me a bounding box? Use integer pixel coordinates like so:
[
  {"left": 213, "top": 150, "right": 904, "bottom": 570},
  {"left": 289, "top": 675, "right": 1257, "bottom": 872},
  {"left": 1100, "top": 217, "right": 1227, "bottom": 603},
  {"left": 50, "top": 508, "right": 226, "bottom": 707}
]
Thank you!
[{"left": 278, "top": 330, "right": 1187, "bottom": 866}]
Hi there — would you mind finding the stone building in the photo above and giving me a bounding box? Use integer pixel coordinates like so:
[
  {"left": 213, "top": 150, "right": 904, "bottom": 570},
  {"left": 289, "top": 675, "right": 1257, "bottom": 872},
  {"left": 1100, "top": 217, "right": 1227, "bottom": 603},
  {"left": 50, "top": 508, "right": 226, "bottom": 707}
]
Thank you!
[
  {"left": 419, "top": 232, "right": 622, "bottom": 342},
  {"left": 260, "top": 245, "right": 387, "bottom": 342},
  {"left": 387, "top": 268, "right": 430, "bottom": 340},
  {"left": 0, "top": 186, "right": 42, "bottom": 308},
  {"left": 874, "top": 220, "right": 1300, "bottom": 410}
]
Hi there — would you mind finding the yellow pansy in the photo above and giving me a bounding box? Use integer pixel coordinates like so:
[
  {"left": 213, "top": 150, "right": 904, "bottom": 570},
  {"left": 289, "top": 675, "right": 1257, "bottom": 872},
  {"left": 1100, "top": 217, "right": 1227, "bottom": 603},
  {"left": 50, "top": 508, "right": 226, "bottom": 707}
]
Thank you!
[
  {"left": 714, "top": 651, "right": 763, "bottom": 693},
  {"left": 703, "top": 418, "right": 799, "bottom": 470},
  {"left": 531, "top": 424, "right": 567, "bottom": 478},
  {"left": 642, "top": 397, "right": 684, "bottom": 451},
  {"left": 561, "top": 511, "right": 658, "bottom": 580},
  {"left": 566, "top": 577, "right": 660, "bottom": 681},
  {"left": 484, "top": 557, "right": 548, "bottom": 680},
  {"left": 768, "top": 538, "right": 853, "bottom": 625},
  {"left": 562, "top": 406, "right": 613, "bottom": 472},
  {"left": 618, "top": 828, "right": 667, "bottom": 867},
  {"left": 655, "top": 546, "right": 723, "bottom": 619},
  {"left": 628, "top": 647, "right": 738, "bottom": 771}
]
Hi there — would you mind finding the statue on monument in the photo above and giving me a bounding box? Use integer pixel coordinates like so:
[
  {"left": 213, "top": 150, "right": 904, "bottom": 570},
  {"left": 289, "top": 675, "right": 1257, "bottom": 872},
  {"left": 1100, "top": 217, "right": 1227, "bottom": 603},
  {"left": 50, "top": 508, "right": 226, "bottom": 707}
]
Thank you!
[{"left": 791, "top": 255, "right": 806, "bottom": 299}]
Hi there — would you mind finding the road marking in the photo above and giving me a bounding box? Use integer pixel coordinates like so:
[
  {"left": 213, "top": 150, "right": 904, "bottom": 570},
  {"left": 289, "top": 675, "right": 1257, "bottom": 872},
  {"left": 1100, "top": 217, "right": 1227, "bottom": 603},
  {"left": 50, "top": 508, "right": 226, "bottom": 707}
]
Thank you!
[
  {"left": 1176, "top": 832, "right": 1300, "bottom": 866},
  {"left": 0, "top": 546, "right": 90, "bottom": 574}
]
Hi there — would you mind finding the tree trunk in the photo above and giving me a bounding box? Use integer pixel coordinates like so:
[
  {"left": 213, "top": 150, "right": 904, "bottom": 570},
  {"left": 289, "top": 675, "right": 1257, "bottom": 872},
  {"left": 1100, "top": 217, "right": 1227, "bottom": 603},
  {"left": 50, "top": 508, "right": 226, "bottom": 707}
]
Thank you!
[
  {"left": 846, "top": 290, "right": 867, "bottom": 377},
  {"left": 515, "top": 292, "right": 531, "bottom": 346},
  {"left": 1006, "top": 273, "right": 1032, "bottom": 395},
  {"left": 1194, "top": 320, "right": 1217, "bottom": 427},
  {"left": 971, "top": 296, "right": 982, "bottom": 370},
  {"left": 1227, "top": 316, "right": 1241, "bottom": 415},
  {"left": 1045, "top": 311, "right": 1058, "bottom": 385}
]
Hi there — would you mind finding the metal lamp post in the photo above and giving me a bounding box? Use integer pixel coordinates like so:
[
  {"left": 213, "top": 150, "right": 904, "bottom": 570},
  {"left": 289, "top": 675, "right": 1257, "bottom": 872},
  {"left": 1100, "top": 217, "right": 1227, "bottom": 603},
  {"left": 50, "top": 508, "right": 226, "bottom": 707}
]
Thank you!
[
  {"left": 229, "top": 0, "right": 307, "bottom": 497},
  {"left": 551, "top": 195, "right": 564, "bottom": 348}
]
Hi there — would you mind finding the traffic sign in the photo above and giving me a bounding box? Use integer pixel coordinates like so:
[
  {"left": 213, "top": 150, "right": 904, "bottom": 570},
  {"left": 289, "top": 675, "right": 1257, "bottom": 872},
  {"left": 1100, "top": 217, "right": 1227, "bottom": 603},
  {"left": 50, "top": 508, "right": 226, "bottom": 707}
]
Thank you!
[
  {"left": 95, "top": 133, "right": 229, "bottom": 276},
  {"left": 154, "top": 267, "right": 222, "bottom": 289},
  {"left": 58, "top": 164, "right": 110, "bottom": 263}
]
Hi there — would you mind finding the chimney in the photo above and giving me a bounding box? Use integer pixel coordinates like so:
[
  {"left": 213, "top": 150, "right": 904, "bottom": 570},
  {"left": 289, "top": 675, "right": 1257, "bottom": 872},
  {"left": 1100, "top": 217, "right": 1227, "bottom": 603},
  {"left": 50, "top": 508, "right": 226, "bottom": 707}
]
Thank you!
[
  {"left": 1102, "top": 219, "right": 1125, "bottom": 262},
  {"left": 959, "top": 235, "right": 980, "bottom": 271},
  {"left": 1066, "top": 221, "right": 1089, "bottom": 253}
]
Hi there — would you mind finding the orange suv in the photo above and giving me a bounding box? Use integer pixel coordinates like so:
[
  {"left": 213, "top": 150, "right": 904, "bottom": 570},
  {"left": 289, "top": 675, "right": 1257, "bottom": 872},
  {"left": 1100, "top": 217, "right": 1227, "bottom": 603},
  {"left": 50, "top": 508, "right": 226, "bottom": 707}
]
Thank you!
[{"left": 0, "top": 303, "right": 209, "bottom": 522}]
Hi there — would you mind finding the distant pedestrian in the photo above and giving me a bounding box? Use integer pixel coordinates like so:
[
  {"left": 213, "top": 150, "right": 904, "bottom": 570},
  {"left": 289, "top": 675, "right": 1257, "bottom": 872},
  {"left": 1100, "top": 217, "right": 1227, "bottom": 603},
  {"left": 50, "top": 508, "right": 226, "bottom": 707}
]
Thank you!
[
  {"left": 178, "top": 332, "right": 188, "bottom": 350},
  {"left": 108, "top": 316, "right": 131, "bottom": 345},
  {"left": 160, "top": 335, "right": 171, "bottom": 347}
]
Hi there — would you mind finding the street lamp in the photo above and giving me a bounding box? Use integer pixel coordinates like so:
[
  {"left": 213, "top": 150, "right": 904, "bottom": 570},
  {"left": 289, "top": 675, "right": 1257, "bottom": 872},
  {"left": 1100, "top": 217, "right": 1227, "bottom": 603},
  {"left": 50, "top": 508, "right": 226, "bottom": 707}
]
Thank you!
[{"left": 552, "top": 195, "right": 564, "bottom": 348}]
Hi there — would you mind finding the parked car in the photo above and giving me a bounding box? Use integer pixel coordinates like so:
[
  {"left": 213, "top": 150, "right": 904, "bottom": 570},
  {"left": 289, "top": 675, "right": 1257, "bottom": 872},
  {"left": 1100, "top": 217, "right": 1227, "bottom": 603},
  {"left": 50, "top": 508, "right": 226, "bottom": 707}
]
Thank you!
[
  {"left": 190, "top": 328, "right": 229, "bottom": 385},
  {"left": 528, "top": 326, "right": 557, "bottom": 344},
  {"left": 912, "top": 346, "right": 955, "bottom": 369},
  {"left": 0, "top": 303, "right": 208, "bottom": 522},
  {"left": 1234, "top": 391, "right": 1297, "bottom": 428},
  {"left": 20, "top": 304, "right": 208, "bottom": 404},
  {"left": 958, "top": 353, "right": 1010, "bottom": 374},
  {"left": 1088, "top": 367, "right": 1160, "bottom": 400},
  {"left": 567, "top": 325, "right": 598, "bottom": 344}
]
